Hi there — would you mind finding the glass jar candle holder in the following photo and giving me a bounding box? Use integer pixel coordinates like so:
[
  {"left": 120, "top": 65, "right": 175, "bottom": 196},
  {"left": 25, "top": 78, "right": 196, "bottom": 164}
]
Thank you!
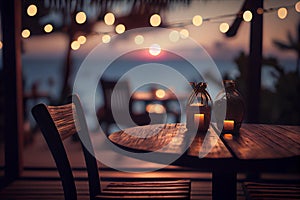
[
  {"left": 215, "top": 80, "right": 245, "bottom": 135},
  {"left": 186, "top": 82, "right": 212, "bottom": 133}
]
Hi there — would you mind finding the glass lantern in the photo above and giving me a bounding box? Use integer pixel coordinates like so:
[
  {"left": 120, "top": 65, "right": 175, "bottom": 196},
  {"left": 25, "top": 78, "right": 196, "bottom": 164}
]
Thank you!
[
  {"left": 186, "top": 82, "right": 212, "bottom": 133},
  {"left": 215, "top": 80, "right": 245, "bottom": 135}
]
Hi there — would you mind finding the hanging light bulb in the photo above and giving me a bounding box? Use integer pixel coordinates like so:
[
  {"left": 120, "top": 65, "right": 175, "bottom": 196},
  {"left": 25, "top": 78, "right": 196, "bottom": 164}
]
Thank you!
[
  {"left": 104, "top": 12, "right": 115, "bottom": 25},
  {"left": 27, "top": 4, "right": 37, "bottom": 16},
  {"left": 219, "top": 23, "right": 229, "bottom": 33},
  {"left": 150, "top": 14, "right": 161, "bottom": 27},
  {"left": 75, "top": 12, "right": 87, "bottom": 24},
  {"left": 180, "top": 29, "right": 189, "bottom": 39},
  {"left": 192, "top": 15, "right": 203, "bottom": 26},
  {"left": 71, "top": 41, "right": 80, "bottom": 50},
  {"left": 22, "top": 29, "right": 31, "bottom": 38},
  {"left": 77, "top": 36, "right": 86, "bottom": 44},
  {"left": 243, "top": 10, "right": 252, "bottom": 22},
  {"left": 277, "top": 7, "right": 288, "bottom": 19},
  {"left": 44, "top": 24, "right": 53, "bottom": 33},
  {"left": 115, "top": 24, "right": 126, "bottom": 34}
]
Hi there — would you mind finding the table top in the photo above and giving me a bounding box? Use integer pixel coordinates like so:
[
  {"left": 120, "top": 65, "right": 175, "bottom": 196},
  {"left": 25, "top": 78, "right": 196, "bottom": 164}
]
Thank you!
[{"left": 109, "top": 123, "right": 300, "bottom": 169}]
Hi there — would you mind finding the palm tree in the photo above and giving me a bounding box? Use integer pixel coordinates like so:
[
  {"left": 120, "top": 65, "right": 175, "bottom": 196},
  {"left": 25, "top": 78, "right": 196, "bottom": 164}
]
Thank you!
[{"left": 273, "top": 22, "right": 300, "bottom": 74}]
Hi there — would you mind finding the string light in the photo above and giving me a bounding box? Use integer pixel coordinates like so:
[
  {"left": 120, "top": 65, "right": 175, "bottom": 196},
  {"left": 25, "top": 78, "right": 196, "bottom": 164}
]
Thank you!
[
  {"left": 134, "top": 35, "right": 144, "bottom": 45},
  {"left": 219, "top": 23, "right": 229, "bottom": 33},
  {"left": 102, "top": 34, "right": 111, "bottom": 43},
  {"left": 71, "top": 41, "right": 80, "bottom": 50},
  {"left": 27, "top": 4, "right": 37, "bottom": 16},
  {"left": 192, "top": 15, "right": 203, "bottom": 26},
  {"left": 278, "top": 7, "right": 288, "bottom": 19},
  {"left": 104, "top": 12, "right": 115, "bottom": 25},
  {"left": 44, "top": 24, "right": 53, "bottom": 33},
  {"left": 115, "top": 24, "right": 125, "bottom": 34},
  {"left": 150, "top": 14, "right": 161, "bottom": 27},
  {"left": 77, "top": 35, "right": 87, "bottom": 44},
  {"left": 22, "top": 29, "right": 31, "bottom": 38},
  {"left": 180, "top": 29, "right": 189, "bottom": 39},
  {"left": 169, "top": 30, "right": 180, "bottom": 42},
  {"left": 75, "top": 12, "right": 87, "bottom": 24},
  {"left": 243, "top": 10, "right": 252, "bottom": 22}
]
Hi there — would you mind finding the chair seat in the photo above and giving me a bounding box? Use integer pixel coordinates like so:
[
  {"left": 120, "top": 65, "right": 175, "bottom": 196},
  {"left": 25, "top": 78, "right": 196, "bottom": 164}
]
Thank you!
[
  {"left": 242, "top": 182, "right": 300, "bottom": 200},
  {"left": 97, "top": 180, "right": 190, "bottom": 199}
]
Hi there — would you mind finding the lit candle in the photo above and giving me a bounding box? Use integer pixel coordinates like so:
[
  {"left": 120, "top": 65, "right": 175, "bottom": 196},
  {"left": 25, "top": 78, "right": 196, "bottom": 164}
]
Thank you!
[
  {"left": 223, "top": 120, "right": 234, "bottom": 130},
  {"left": 194, "top": 114, "right": 204, "bottom": 129}
]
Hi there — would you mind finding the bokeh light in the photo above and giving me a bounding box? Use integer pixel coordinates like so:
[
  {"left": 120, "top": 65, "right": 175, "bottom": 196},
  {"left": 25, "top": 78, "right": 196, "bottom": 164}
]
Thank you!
[
  {"left": 27, "top": 4, "right": 37, "bottom": 16},
  {"left": 71, "top": 41, "right": 80, "bottom": 50},
  {"left": 44, "top": 24, "right": 53, "bottom": 33},
  {"left": 169, "top": 30, "right": 179, "bottom": 42},
  {"left": 180, "top": 29, "right": 189, "bottom": 39},
  {"left": 21, "top": 29, "right": 31, "bottom": 38},
  {"left": 192, "top": 15, "right": 203, "bottom": 26},
  {"left": 277, "top": 7, "right": 288, "bottom": 19},
  {"left": 257, "top": 8, "right": 264, "bottom": 15},
  {"left": 149, "top": 44, "right": 161, "bottom": 56},
  {"left": 102, "top": 34, "right": 111, "bottom": 43},
  {"left": 243, "top": 10, "right": 252, "bottom": 22},
  {"left": 150, "top": 14, "right": 161, "bottom": 27},
  {"left": 0, "top": 41, "right": 3, "bottom": 49},
  {"left": 146, "top": 104, "right": 165, "bottom": 114},
  {"left": 115, "top": 24, "right": 126, "bottom": 34},
  {"left": 75, "top": 12, "right": 87, "bottom": 24},
  {"left": 104, "top": 12, "right": 115, "bottom": 25},
  {"left": 155, "top": 89, "right": 166, "bottom": 99},
  {"left": 134, "top": 35, "right": 144, "bottom": 45},
  {"left": 77, "top": 35, "right": 87, "bottom": 44},
  {"left": 219, "top": 23, "right": 229, "bottom": 33}
]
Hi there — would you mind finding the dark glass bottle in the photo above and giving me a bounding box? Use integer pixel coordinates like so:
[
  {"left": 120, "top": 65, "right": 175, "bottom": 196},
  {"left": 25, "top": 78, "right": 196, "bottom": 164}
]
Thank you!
[
  {"left": 186, "top": 82, "right": 212, "bottom": 133},
  {"left": 215, "top": 80, "right": 245, "bottom": 135}
]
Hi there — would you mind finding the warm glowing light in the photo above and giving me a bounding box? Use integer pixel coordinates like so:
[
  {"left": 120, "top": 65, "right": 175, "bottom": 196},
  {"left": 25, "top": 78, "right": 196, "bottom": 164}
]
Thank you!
[
  {"left": 223, "top": 120, "right": 234, "bottom": 130},
  {"left": 155, "top": 89, "right": 166, "bottom": 99},
  {"left": 77, "top": 35, "right": 86, "bottom": 44},
  {"left": 180, "top": 29, "right": 189, "bottom": 39},
  {"left": 134, "top": 35, "right": 144, "bottom": 45},
  {"left": 0, "top": 41, "right": 3, "bottom": 49},
  {"left": 115, "top": 24, "right": 125, "bottom": 34},
  {"left": 257, "top": 8, "right": 264, "bottom": 15},
  {"left": 102, "top": 34, "right": 111, "bottom": 43},
  {"left": 149, "top": 44, "right": 161, "bottom": 56},
  {"left": 71, "top": 41, "right": 80, "bottom": 50},
  {"left": 219, "top": 23, "right": 229, "bottom": 33},
  {"left": 223, "top": 133, "right": 233, "bottom": 140},
  {"left": 22, "top": 29, "right": 30, "bottom": 38},
  {"left": 27, "top": 4, "right": 37, "bottom": 16},
  {"left": 169, "top": 30, "right": 179, "bottom": 42},
  {"left": 150, "top": 14, "right": 161, "bottom": 27},
  {"left": 75, "top": 12, "right": 87, "bottom": 24},
  {"left": 44, "top": 24, "right": 53, "bottom": 33},
  {"left": 192, "top": 15, "right": 203, "bottom": 26},
  {"left": 194, "top": 114, "right": 204, "bottom": 128},
  {"left": 243, "top": 10, "right": 252, "bottom": 22},
  {"left": 278, "top": 7, "right": 288, "bottom": 19},
  {"left": 296, "top": 1, "right": 300, "bottom": 12},
  {"left": 104, "top": 12, "right": 115, "bottom": 25},
  {"left": 146, "top": 104, "right": 165, "bottom": 114}
]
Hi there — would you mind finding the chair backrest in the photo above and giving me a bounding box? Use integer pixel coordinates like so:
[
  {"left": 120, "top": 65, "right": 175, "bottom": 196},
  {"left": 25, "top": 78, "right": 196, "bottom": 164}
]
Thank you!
[
  {"left": 31, "top": 95, "right": 100, "bottom": 200},
  {"left": 101, "top": 78, "right": 132, "bottom": 113}
]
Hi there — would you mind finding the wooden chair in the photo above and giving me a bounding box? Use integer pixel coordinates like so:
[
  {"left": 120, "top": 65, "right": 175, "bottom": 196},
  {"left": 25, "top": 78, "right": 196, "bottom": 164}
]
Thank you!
[
  {"left": 97, "top": 79, "right": 151, "bottom": 134},
  {"left": 31, "top": 94, "right": 191, "bottom": 200}
]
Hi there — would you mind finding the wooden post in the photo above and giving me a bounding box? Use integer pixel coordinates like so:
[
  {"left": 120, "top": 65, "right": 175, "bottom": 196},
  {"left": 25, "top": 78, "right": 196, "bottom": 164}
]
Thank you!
[
  {"left": 1, "top": 0, "right": 23, "bottom": 181},
  {"left": 246, "top": 0, "right": 263, "bottom": 123}
]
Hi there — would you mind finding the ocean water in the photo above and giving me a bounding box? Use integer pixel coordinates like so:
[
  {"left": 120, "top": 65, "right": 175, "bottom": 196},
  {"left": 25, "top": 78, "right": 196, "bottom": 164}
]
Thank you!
[{"left": 15, "top": 55, "right": 296, "bottom": 129}]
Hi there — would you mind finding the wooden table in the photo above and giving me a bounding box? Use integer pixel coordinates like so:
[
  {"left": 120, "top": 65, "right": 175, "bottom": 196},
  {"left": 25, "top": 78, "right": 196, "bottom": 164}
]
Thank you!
[{"left": 108, "top": 123, "right": 300, "bottom": 200}]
